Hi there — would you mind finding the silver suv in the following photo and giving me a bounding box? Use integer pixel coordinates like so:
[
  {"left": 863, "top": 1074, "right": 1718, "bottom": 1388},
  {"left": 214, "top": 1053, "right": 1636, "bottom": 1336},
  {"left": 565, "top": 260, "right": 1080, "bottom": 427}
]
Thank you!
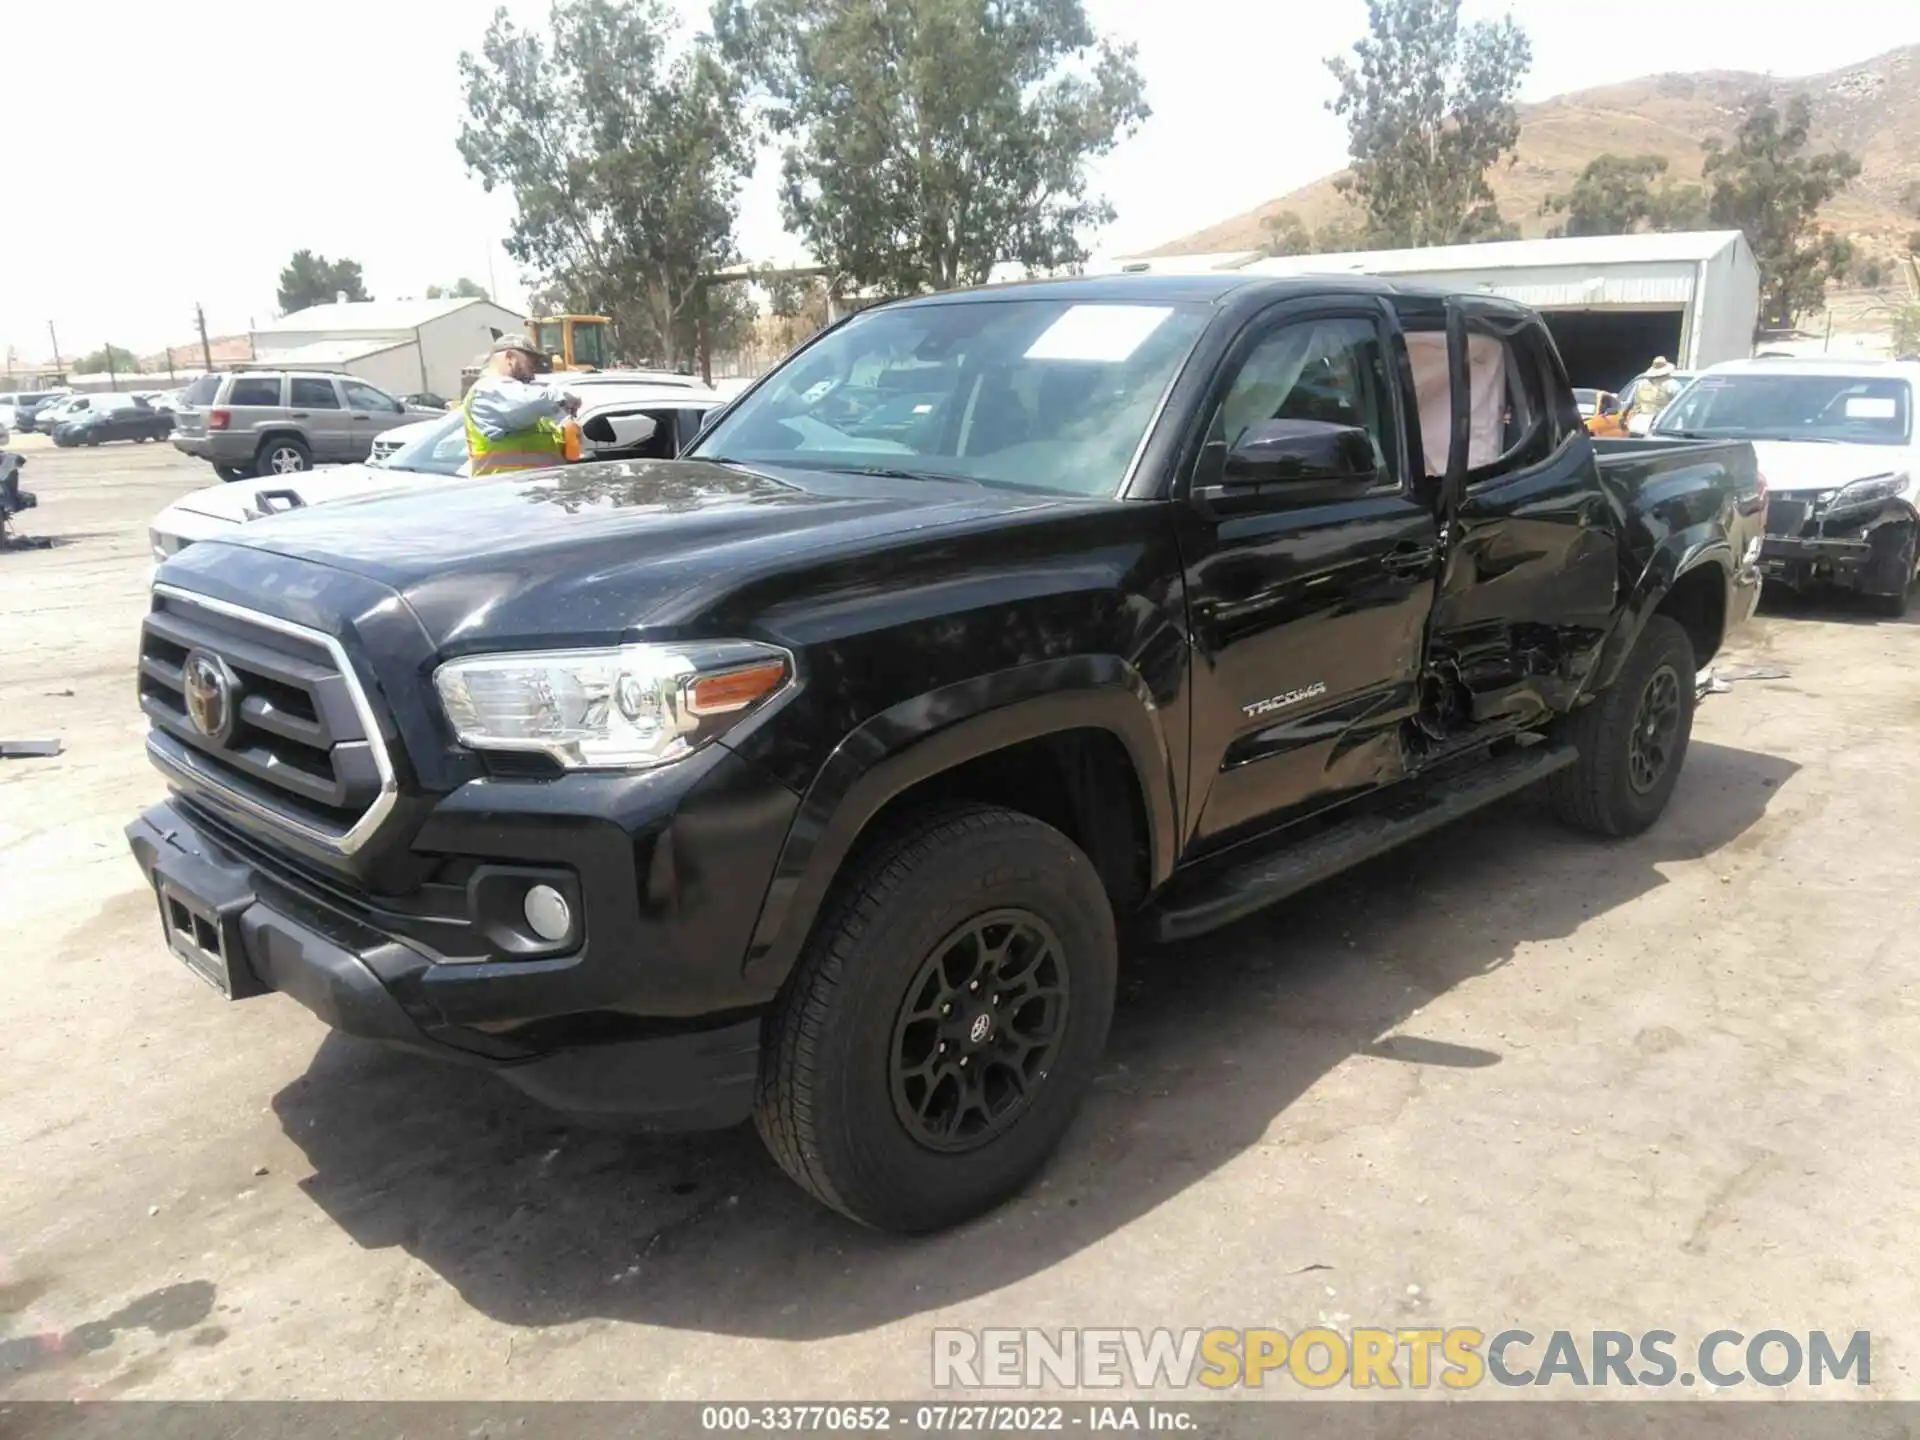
[{"left": 171, "top": 371, "right": 434, "bottom": 480}]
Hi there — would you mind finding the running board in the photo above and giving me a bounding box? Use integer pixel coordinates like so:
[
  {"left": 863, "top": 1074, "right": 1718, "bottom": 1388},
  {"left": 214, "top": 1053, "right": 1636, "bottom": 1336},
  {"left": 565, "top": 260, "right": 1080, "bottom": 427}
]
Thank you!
[{"left": 1149, "top": 743, "right": 1578, "bottom": 943}]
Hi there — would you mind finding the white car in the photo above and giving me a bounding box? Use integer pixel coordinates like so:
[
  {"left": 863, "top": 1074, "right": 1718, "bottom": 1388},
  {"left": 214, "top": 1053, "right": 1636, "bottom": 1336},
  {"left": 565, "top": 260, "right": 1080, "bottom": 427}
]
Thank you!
[
  {"left": 150, "top": 383, "right": 731, "bottom": 562},
  {"left": 1652, "top": 357, "right": 1920, "bottom": 615}
]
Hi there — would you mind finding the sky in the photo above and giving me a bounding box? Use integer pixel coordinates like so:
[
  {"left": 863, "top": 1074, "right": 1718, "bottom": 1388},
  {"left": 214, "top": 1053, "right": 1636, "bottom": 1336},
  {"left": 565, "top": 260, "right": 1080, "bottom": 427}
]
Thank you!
[{"left": 5, "top": 0, "right": 1918, "bottom": 365}]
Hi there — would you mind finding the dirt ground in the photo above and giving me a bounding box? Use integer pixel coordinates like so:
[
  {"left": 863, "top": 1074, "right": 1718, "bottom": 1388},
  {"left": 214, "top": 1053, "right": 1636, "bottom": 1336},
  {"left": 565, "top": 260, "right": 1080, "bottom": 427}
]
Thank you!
[{"left": 3, "top": 433, "right": 1919, "bottom": 1404}]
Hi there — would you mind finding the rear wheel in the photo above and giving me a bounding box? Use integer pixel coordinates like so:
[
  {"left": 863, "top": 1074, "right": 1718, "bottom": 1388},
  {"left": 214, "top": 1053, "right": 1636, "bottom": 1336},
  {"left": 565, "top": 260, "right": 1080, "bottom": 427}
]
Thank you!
[
  {"left": 755, "top": 804, "right": 1117, "bottom": 1232},
  {"left": 1549, "top": 615, "right": 1696, "bottom": 838},
  {"left": 255, "top": 437, "right": 310, "bottom": 476}
]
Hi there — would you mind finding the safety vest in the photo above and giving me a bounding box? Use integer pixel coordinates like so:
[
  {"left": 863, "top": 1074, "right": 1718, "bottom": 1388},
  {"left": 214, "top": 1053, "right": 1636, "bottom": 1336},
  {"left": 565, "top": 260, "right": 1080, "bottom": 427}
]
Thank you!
[{"left": 463, "top": 385, "right": 569, "bottom": 475}]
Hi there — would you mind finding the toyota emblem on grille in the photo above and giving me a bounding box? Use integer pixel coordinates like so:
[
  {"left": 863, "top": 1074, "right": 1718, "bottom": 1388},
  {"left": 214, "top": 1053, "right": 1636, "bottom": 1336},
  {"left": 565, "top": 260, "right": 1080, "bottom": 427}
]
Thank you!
[{"left": 182, "top": 649, "right": 236, "bottom": 744}]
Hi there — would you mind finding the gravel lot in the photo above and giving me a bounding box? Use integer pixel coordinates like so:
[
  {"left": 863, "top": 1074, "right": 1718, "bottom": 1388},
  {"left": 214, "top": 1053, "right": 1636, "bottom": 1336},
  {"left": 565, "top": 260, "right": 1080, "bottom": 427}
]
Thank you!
[{"left": 3, "top": 433, "right": 1919, "bottom": 1403}]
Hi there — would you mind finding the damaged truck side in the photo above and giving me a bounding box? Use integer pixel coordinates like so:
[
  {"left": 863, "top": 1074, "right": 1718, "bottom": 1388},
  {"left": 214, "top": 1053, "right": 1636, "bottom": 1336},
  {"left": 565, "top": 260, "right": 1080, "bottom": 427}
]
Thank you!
[{"left": 127, "top": 276, "right": 1765, "bottom": 1233}]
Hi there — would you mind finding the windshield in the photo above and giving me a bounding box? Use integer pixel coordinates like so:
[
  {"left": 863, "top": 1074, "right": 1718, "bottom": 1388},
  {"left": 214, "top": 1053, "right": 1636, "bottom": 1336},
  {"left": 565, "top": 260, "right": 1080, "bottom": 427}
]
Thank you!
[
  {"left": 537, "top": 322, "right": 565, "bottom": 359},
  {"left": 1654, "top": 372, "right": 1913, "bottom": 445},
  {"left": 571, "top": 320, "right": 608, "bottom": 368},
  {"left": 687, "top": 298, "right": 1211, "bottom": 497},
  {"left": 380, "top": 412, "right": 469, "bottom": 475}
]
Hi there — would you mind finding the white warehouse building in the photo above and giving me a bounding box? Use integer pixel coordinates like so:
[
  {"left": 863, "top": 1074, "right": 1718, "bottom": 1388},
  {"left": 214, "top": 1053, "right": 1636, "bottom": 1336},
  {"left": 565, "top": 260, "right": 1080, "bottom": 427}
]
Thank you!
[
  {"left": 250, "top": 297, "right": 525, "bottom": 399},
  {"left": 1096, "top": 231, "right": 1761, "bottom": 392}
]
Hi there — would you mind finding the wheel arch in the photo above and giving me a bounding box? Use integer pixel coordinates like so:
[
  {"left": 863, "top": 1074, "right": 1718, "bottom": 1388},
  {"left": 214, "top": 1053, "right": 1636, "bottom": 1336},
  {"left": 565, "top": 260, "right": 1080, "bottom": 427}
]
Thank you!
[
  {"left": 740, "top": 656, "right": 1180, "bottom": 995},
  {"left": 253, "top": 429, "right": 311, "bottom": 465},
  {"left": 1591, "top": 531, "right": 1734, "bottom": 692}
]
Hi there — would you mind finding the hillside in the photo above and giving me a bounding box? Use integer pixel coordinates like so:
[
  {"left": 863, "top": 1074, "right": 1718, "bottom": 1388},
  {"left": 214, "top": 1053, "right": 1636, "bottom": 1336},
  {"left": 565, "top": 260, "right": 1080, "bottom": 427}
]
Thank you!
[{"left": 1149, "top": 44, "right": 1920, "bottom": 257}]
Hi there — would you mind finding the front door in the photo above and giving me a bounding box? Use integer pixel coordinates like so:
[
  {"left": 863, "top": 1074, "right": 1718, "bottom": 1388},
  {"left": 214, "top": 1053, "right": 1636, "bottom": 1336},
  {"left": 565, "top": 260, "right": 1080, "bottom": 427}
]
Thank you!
[
  {"left": 1174, "top": 301, "right": 1440, "bottom": 856},
  {"left": 342, "top": 379, "right": 403, "bottom": 462},
  {"left": 1420, "top": 298, "right": 1621, "bottom": 726}
]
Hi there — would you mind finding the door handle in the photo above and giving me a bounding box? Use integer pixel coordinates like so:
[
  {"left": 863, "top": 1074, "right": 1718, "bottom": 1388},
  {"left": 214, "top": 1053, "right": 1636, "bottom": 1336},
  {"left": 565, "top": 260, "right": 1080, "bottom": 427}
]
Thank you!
[
  {"left": 1381, "top": 544, "right": 1437, "bottom": 575},
  {"left": 289, "top": 411, "right": 309, "bottom": 418}
]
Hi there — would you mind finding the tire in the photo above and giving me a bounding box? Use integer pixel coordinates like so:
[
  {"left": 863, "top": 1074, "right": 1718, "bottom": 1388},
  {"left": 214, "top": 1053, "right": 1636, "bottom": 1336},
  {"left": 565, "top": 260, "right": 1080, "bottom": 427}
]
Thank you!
[
  {"left": 215, "top": 465, "right": 250, "bottom": 483},
  {"left": 255, "top": 437, "right": 310, "bottom": 476},
  {"left": 1867, "top": 527, "right": 1915, "bottom": 618},
  {"left": 1549, "top": 614, "right": 1696, "bottom": 838},
  {"left": 755, "top": 803, "right": 1117, "bottom": 1233}
]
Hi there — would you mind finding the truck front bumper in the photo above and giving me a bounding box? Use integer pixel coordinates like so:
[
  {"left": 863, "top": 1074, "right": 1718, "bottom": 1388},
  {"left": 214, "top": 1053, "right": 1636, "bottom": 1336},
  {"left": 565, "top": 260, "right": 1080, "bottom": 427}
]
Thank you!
[{"left": 126, "top": 756, "right": 793, "bottom": 1130}]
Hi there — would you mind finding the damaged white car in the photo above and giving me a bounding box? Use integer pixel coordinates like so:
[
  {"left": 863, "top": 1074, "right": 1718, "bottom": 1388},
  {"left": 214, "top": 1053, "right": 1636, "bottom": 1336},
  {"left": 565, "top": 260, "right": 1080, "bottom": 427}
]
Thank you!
[{"left": 1653, "top": 357, "right": 1920, "bottom": 616}]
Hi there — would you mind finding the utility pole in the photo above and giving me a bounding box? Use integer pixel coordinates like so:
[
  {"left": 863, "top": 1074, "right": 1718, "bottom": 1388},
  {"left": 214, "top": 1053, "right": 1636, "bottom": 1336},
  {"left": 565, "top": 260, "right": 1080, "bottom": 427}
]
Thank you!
[
  {"left": 164, "top": 347, "right": 176, "bottom": 383},
  {"left": 195, "top": 303, "right": 213, "bottom": 373},
  {"left": 105, "top": 343, "right": 118, "bottom": 391},
  {"left": 47, "top": 321, "right": 63, "bottom": 379}
]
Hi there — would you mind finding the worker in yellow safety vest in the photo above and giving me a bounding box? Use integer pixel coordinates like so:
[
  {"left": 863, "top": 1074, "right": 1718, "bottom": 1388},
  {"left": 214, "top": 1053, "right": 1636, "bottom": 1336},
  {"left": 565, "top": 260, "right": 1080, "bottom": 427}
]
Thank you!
[{"left": 463, "top": 333, "right": 582, "bottom": 475}]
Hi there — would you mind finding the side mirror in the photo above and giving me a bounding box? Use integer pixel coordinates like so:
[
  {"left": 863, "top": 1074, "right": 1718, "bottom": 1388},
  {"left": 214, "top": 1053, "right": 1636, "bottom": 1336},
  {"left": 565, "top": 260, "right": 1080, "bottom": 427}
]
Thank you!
[
  {"left": 580, "top": 412, "right": 659, "bottom": 452},
  {"left": 1227, "top": 417, "right": 1378, "bottom": 480}
]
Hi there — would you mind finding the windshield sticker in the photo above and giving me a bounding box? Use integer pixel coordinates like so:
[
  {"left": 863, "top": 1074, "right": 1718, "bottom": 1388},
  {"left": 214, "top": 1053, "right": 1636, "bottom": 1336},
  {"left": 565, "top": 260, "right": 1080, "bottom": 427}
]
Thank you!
[
  {"left": 1025, "top": 305, "right": 1174, "bottom": 363},
  {"left": 1844, "top": 397, "right": 1897, "bottom": 419}
]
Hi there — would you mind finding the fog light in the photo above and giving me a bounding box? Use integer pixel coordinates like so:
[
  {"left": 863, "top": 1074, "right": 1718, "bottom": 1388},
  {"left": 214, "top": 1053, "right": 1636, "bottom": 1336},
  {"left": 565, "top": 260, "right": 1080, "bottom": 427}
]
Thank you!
[{"left": 523, "top": 884, "right": 572, "bottom": 943}]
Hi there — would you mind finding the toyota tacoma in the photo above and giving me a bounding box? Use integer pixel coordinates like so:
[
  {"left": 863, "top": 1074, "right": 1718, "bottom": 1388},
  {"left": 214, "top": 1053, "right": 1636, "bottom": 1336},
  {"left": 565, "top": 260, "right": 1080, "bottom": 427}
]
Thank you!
[{"left": 128, "top": 276, "right": 1764, "bottom": 1232}]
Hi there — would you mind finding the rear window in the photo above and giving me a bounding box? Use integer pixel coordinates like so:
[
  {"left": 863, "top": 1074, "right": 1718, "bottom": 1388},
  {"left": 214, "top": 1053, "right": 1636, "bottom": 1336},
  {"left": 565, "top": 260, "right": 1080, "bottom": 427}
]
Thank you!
[
  {"left": 181, "top": 374, "right": 222, "bottom": 405},
  {"left": 226, "top": 377, "right": 282, "bottom": 407}
]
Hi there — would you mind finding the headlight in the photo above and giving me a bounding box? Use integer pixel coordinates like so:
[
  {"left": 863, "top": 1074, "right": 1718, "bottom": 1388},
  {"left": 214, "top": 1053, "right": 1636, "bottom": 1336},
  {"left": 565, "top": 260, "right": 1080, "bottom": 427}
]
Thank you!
[
  {"left": 1822, "top": 473, "right": 1909, "bottom": 510},
  {"left": 433, "top": 640, "right": 792, "bottom": 770}
]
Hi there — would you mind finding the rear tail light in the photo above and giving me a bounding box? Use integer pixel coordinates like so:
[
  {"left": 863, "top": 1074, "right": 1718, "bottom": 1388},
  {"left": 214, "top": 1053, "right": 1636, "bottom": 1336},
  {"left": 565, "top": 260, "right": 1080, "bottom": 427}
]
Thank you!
[{"left": 207, "top": 408, "right": 230, "bottom": 431}]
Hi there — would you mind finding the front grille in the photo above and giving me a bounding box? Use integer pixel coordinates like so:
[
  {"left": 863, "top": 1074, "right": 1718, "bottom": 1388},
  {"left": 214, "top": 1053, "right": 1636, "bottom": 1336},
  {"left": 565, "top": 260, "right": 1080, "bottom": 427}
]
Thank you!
[
  {"left": 1765, "top": 498, "right": 1811, "bottom": 538},
  {"left": 370, "top": 437, "right": 402, "bottom": 461},
  {"left": 138, "top": 587, "right": 396, "bottom": 852}
]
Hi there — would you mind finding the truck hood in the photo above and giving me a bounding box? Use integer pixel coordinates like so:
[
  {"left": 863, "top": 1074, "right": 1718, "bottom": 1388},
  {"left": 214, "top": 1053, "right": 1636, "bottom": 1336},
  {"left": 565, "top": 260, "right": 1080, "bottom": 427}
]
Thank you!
[
  {"left": 1748, "top": 440, "right": 1913, "bottom": 496},
  {"left": 211, "top": 457, "right": 1078, "bottom": 649}
]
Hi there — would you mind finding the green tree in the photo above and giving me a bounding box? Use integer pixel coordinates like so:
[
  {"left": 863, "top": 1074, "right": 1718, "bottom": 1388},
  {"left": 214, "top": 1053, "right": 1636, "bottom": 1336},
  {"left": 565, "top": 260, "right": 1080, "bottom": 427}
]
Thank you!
[
  {"left": 717, "top": 0, "right": 1148, "bottom": 295},
  {"left": 276, "top": 250, "right": 371, "bottom": 314},
  {"left": 1260, "top": 210, "right": 1315, "bottom": 257},
  {"left": 426, "top": 278, "right": 491, "bottom": 300},
  {"left": 1893, "top": 303, "right": 1920, "bottom": 358},
  {"left": 1325, "top": 0, "right": 1531, "bottom": 249},
  {"left": 76, "top": 344, "right": 142, "bottom": 375},
  {"left": 1541, "top": 153, "right": 1707, "bottom": 237},
  {"left": 459, "top": 0, "right": 752, "bottom": 366},
  {"left": 1703, "top": 94, "right": 1861, "bottom": 332}
]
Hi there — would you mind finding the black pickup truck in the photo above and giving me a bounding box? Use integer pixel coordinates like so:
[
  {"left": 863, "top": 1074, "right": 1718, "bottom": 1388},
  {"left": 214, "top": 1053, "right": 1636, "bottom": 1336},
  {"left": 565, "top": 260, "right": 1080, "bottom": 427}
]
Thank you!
[{"left": 128, "top": 275, "right": 1764, "bottom": 1232}]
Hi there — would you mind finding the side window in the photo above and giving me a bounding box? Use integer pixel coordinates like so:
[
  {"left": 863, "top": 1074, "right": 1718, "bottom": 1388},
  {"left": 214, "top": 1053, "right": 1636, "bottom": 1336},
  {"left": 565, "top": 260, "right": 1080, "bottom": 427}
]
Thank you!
[
  {"left": 343, "top": 380, "right": 398, "bottom": 413},
  {"left": 1210, "top": 316, "right": 1400, "bottom": 481},
  {"left": 289, "top": 377, "right": 341, "bottom": 409},
  {"left": 226, "top": 377, "right": 282, "bottom": 407},
  {"left": 1465, "top": 327, "right": 1556, "bottom": 482}
]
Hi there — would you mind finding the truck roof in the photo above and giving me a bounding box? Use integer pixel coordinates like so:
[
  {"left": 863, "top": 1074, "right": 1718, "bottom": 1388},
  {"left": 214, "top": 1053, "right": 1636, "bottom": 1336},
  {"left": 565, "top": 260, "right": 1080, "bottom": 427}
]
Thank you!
[
  {"left": 890, "top": 272, "right": 1408, "bottom": 308},
  {"left": 880, "top": 273, "right": 1544, "bottom": 329}
]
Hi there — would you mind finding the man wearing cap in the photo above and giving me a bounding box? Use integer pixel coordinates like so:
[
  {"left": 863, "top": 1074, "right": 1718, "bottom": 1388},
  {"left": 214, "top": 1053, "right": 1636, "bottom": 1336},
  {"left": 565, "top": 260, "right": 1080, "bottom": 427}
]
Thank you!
[
  {"left": 462, "top": 333, "right": 581, "bottom": 476},
  {"left": 1627, "top": 357, "right": 1682, "bottom": 425}
]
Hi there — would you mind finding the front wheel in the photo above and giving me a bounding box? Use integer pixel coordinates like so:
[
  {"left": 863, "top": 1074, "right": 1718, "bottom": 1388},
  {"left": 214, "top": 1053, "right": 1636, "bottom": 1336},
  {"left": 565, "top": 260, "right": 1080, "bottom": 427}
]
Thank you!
[
  {"left": 1868, "top": 526, "right": 1915, "bottom": 619},
  {"left": 755, "top": 804, "right": 1117, "bottom": 1232},
  {"left": 1548, "top": 614, "right": 1696, "bottom": 838}
]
